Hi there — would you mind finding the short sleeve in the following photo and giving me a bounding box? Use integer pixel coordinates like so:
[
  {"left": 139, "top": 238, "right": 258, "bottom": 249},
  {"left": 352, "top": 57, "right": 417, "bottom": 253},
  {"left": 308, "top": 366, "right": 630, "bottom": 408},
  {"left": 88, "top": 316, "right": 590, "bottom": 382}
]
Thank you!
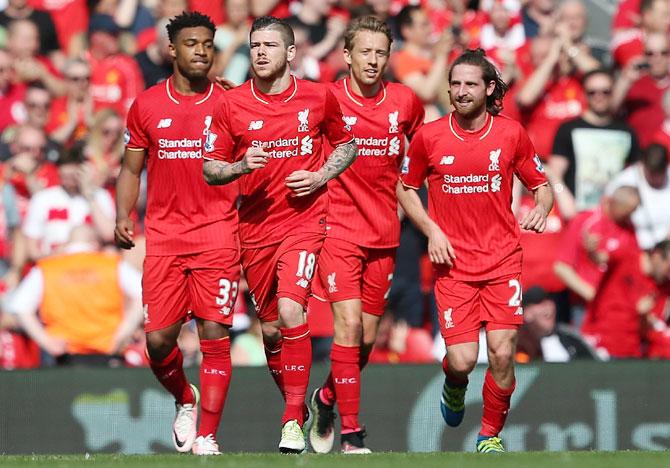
[
  {"left": 399, "top": 128, "right": 429, "bottom": 189},
  {"left": 321, "top": 88, "right": 354, "bottom": 147},
  {"left": 514, "top": 126, "right": 548, "bottom": 191},
  {"left": 204, "top": 95, "right": 237, "bottom": 163},
  {"left": 125, "top": 98, "right": 149, "bottom": 150}
]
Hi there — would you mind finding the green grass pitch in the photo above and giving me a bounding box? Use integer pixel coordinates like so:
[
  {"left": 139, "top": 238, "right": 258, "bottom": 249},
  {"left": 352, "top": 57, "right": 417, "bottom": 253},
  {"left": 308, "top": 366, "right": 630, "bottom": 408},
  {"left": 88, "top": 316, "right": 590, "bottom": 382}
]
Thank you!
[{"left": 3, "top": 452, "right": 670, "bottom": 468}]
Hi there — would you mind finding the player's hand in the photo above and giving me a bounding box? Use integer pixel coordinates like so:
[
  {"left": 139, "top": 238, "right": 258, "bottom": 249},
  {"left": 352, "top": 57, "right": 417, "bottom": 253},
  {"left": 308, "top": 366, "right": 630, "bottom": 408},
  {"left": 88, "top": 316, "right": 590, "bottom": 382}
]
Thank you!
[
  {"left": 428, "top": 225, "right": 456, "bottom": 266},
  {"left": 241, "top": 147, "right": 269, "bottom": 173},
  {"left": 520, "top": 205, "right": 548, "bottom": 233},
  {"left": 115, "top": 217, "right": 135, "bottom": 249},
  {"left": 213, "top": 76, "right": 237, "bottom": 91},
  {"left": 284, "top": 169, "right": 326, "bottom": 197}
]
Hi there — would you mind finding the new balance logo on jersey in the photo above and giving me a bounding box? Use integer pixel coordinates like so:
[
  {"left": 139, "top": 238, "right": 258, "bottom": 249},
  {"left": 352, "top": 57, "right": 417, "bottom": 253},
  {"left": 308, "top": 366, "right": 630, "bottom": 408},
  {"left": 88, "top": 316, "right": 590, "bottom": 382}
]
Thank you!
[
  {"left": 157, "top": 118, "right": 172, "bottom": 128},
  {"left": 328, "top": 272, "right": 337, "bottom": 293},
  {"left": 343, "top": 115, "right": 357, "bottom": 131},
  {"left": 488, "top": 148, "right": 501, "bottom": 171},
  {"left": 443, "top": 308, "right": 455, "bottom": 329},
  {"left": 491, "top": 174, "right": 502, "bottom": 192},
  {"left": 248, "top": 120, "right": 264, "bottom": 130},
  {"left": 298, "top": 108, "right": 310, "bottom": 132},
  {"left": 388, "top": 110, "right": 399, "bottom": 133},
  {"left": 300, "top": 136, "right": 313, "bottom": 155},
  {"left": 389, "top": 136, "right": 400, "bottom": 156},
  {"left": 440, "top": 155, "right": 455, "bottom": 165}
]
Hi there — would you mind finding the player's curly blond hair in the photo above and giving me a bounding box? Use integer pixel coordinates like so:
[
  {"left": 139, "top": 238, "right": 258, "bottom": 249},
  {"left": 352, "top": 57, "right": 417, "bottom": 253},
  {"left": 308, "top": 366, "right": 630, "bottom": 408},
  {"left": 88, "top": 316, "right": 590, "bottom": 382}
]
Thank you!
[{"left": 344, "top": 15, "right": 393, "bottom": 52}]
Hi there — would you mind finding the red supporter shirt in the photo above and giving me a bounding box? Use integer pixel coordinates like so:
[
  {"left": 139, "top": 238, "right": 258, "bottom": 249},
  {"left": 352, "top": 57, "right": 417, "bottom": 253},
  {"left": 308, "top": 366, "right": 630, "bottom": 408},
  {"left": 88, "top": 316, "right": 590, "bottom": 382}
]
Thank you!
[
  {"left": 651, "top": 122, "right": 670, "bottom": 158},
  {"left": 624, "top": 75, "right": 670, "bottom": 148},
  {"left": 326, "top": 79, "right": 424, "bottom": 248},
  {"left": 612, "top": 0, "right": 641, "bottom": 30},
  {"left": 89, "top": 52, "right": 145, "bottom": 117},
  {"left": 520, "top": 75, "right": 585, "bottom": 159},
  {"left": 401, "top": 113, "right": 548, "bottom": 280},
  {"left": 582, "top": 249, "right": 648, "bottom": 358},
  {"left": 125, "top": 79, "right": 238, "bottom": 256},
  {"left": 205, "top": 76, "right": 353, "bottom": 248},
  {"left": 611, "top": 29, "right": 643, "bottom": 68},
  {"left": 555, "top": 207, "right": 638, "bottom": 290},
  {"left": 29, "top": 0, "right": 87, "bottom": 52}
]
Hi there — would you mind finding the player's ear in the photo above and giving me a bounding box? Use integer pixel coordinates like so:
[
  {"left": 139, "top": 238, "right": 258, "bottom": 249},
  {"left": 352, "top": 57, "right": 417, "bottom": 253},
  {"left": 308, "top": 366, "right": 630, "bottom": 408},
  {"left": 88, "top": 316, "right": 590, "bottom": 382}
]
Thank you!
[
  {"left": 343, "top": 48, "right": 352, "bottom": 66},
  {"left": 168, "top": 42, "right": 177, "bottom": 60},
  {"left": 286, "top": 44, "right": 297, "bottom": 63},
  {"left": 486, "top": 80, "right": 496, "bottom": 97}
]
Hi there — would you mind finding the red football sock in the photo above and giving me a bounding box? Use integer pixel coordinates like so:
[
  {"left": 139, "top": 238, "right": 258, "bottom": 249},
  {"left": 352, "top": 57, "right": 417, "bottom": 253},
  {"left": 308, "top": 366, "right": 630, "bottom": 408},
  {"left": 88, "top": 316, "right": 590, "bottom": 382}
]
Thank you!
[
  {"left": 331, "top": 344, "right": 361, "bottom": 434},
  {"left": 280, "top": 323, "right": 312, "bottom": 425},
  {"left": 264, "top": 339, "right": 285, "bottom": 400},
  {"left": 149, "top": 346, "right": 194, "bottom": 404},
  {"left": 442, "top": 356, "right": 468, "bottom": 386},
  {"left": 197, "top": 338, "right": 232, "bottom": 438},
  {"left": 480, "top": 368, "right": 515, "bottom": 437},
  {"left": 320, "top": 373, "right": 336, "bottom": 406}
]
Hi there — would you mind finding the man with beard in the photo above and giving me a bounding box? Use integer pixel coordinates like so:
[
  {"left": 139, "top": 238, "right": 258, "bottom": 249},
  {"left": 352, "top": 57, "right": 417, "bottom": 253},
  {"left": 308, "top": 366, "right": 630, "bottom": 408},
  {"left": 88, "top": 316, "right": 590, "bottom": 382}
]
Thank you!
[
  {"left": 203, "top": 16, "right": 356, "bottom": 453},
  {"left": 397, "top": 49, "right": 553, "bottom": 453},
  {"left": 115, "top": 11, "right": 239, "bottom": 456}
]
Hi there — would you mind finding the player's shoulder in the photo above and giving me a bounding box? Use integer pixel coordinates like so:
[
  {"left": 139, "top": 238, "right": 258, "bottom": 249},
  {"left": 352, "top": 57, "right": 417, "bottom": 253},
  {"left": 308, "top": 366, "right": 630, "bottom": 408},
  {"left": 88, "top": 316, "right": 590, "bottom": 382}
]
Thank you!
[
  {"left": 327, "top": 78, "right": 345, "bottom": 95},
  {"left": 133, "top": 80, "right": 169, "bottom": 106},
  {"left": 384, "top": 81, "right": 419, "bottom": 102},
  {"left": 493, "top": 113, "right": 524, "bottom": 131},
  {"left": 221, "top": 80, "right": 252, "bottom": 102},
  {"left": 296, "top": 77, "right": 330, "bottom": 98},
  {"left": 415, "top": 114, "right": 449, "bottom": 137}
]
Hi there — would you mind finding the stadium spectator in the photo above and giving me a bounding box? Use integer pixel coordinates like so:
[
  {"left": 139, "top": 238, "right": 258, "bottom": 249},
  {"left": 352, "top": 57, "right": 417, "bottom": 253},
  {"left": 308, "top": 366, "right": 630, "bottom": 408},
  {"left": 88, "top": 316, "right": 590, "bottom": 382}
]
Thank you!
[
  {"left": 478, "top": 0, "right": 526, "bottom": 80},
  {"left": 548, "top": 68, "right": 639, "bottom": 219},
  {"left": 6, "top": 225, "right": 142, "bottom": 366},
  {"left": 521, "top": 0, "right": 556, "bottom": 39},
  {"left": 0, "top": 179, "right": 22, "bottom": 290},
  {"left": 0, "top": 49, "right": 27, "bottom": 132},
  {"left": 213, "top": 0, "right": 251, "bottom": 86},
  {"left": 582, "top": 239, "right": 670, "bottom": 359},
  {"left": 288, "top": 0, "right": 347, "bottom": 62},
  {"left": 5, "top": 19, "right": 65, "bottom": 96},
  {"left": 612, "top": 32, "right": 670, "bottom": 148},
  {"left": 82, "top": 108, "right": 125, "bottom": 191},
  {"left": 515, "top": 35, "right": 586, "bottom": 159},
  {"left": 610, "top": 0, "right": 670, "bottom": 68},
  {"left": 606, "top": 144, "right": 670, "bottom": 250},
  {"left": 650, "top": 89, "right": 670, "bottom": 156},
  {"left": 29, "top": 0, "right": 88, "bottom": 55},
  {"left": 250, "top": 0, "right": 292, "bottom": 19},
  {"left": 392, "top": 4, "right": 452, "bottom": 121},
  {"left": 90, "top": 0, "right": 156, "bottom": 54},
  {"left": 554, "top": 186, "right": 640, "bottom": 310},
  {"left": 553, "top": 0, "right": 601, "bottom": 72},
  {"left": 134, "top": 19, "right": 173, "bottom": 88},
  {"left": 86, "top": 13, "right": 145, "bottom": 117},
  {"left": 290, "top": 24, "right": 338, "bottom": 83},
  {"left": 23, "top": 147, "right": 115, "bottom": 260},
  {"left": 48, "top": 58, "right": 94, "bottom": 146},
  {"left": 0, "top": 0, "right": 61, "bottom": 60}
]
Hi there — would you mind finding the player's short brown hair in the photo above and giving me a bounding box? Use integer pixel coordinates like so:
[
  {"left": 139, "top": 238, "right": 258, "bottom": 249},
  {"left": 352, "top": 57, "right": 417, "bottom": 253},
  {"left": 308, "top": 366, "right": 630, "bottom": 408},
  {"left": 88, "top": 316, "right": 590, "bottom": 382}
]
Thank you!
[
  {"left": 448, "top": 48, "right": 509, "bottom": 116},
  {"left": 251, "top": 16, "right": 295, "bottom": 48},
  {"left": 344, "top": 15, "right": 393, "bottom": 52}
]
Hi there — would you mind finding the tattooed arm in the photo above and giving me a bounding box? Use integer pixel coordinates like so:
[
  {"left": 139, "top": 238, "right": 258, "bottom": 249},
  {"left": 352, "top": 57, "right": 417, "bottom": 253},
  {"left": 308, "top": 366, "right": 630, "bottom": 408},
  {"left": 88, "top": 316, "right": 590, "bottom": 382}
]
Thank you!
[
  {"left": 203, "top": 147, "right": 269, "bottom": 185},
  {"left": 284, "top": 139, "right": 357, "bottom": 197}
]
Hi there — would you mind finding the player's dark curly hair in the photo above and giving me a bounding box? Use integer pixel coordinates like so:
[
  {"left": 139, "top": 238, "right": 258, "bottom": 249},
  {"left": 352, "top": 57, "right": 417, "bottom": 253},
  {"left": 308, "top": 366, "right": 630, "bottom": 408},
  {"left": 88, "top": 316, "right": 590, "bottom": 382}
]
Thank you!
[
  {"left": 166, "top": 11, "right": 215, "bottom": 43},
  {"left": 251, "top": 16, "right": 295, "bottom": 48},
  {"left": 448, "top": 49, "right": 509, "bottom": 116}
]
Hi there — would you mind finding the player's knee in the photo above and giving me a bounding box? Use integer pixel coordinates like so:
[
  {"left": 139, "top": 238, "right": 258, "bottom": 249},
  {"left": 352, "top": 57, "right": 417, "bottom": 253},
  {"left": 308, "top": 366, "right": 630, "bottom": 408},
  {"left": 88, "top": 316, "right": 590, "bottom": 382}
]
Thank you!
[
  {"left": 145, "top": 332, "right": 178, "bottom": 361},
  {"left": 488, "top": 346, "right": 515, "bottom": 371},
  {"left": 448, "top": 353, "right": 478, "bottom": 376},
  {"left": 277, "top": 301, "right": 304, "bottom": 327},
  {"left": 340, "top": 315, "right": 363, "bottom": 342},
  {"left": 261, "top": 321, "right": 281, "bottom": 345}
]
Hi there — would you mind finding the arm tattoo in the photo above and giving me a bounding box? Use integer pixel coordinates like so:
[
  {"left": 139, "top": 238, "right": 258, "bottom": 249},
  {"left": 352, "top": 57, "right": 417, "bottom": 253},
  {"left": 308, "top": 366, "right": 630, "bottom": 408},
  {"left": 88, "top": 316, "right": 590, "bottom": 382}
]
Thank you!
[
  {"left": 321, "top": 139, "right": 357, "bottom": 182},
  {"left": 203, "top": 160, "right": 246, "bottom": 185}
]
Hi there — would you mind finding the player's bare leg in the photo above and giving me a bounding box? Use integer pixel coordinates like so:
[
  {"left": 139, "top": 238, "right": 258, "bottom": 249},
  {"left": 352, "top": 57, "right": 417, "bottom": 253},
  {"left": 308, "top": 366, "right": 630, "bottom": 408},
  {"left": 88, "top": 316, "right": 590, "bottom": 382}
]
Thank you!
[
  {"left": 276, "top": 297, "right": 312, "bottom": 453},
  {"left": 440, "top": 341, "right": 478, "bottom": 428},
  {"left": 146, "top": 321, "right": 199, "bottom": 453},
  {"left": 191, "top": 319, "right": 232, "bottom": 455},
  {"left": 476, "top": 328, "right": 518, "bottom": 453},
  {"left": 261, "top": 320, "right": 285, "bottom": 399}
]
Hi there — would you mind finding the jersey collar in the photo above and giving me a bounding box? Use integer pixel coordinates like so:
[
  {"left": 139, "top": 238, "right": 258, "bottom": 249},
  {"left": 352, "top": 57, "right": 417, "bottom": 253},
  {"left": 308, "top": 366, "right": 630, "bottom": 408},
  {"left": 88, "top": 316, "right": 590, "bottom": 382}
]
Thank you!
[
  {"left": 448, "top": 112, "right": 494, "bottom": 142},
  {"left": 343, "top": 78, "right": 387, "bottom": 107},
  {"left": 250, "top": 75, "right": 298, "bottom": 105},
  {"left": 165, "top": 78, "right": 214, "bottom": 105}
]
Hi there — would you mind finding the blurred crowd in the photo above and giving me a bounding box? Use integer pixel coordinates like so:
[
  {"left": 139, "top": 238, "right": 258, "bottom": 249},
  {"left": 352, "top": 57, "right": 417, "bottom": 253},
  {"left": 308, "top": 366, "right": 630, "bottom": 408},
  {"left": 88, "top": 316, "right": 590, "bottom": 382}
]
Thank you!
[{"left": 0, "top": 0, "right": 669, "bottom": 369}]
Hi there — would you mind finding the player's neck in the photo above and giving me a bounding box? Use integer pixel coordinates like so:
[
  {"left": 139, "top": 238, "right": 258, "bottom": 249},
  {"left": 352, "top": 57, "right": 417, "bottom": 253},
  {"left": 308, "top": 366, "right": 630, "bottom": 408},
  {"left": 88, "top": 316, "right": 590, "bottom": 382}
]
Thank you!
[
  {"left": 453, "top": 109, "right": 489, "bottom": 132},
  {"left": 253, "top": 70, "right": 292, "bottom": 95},
  {"left": 171, "top": 73, "right": 210, "bottom": 95},
  {"left": 582, "top": 109, "right": 612, "bottom": 127},
  {"left": 348, "top": 74, "right": 381, "bottom": 98}
]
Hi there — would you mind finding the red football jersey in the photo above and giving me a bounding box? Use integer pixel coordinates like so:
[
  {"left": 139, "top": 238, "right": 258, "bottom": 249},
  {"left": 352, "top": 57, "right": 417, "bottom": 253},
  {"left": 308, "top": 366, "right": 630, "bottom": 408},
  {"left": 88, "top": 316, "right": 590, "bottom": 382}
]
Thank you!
[
  {"left": 401, "top": 113, "right": 548, "bottom": 281},
  {"left": 89, "top": 52, "right": 145, "bottom": 117},
  {"left": 325, "top": 79, "right": 424, "bottom": 248},
  {"left": 205, "top": 76, "right": 353, "bottom": 248},
  {"left": 125, "top": 79, "right": 238, "bottom": 256}
]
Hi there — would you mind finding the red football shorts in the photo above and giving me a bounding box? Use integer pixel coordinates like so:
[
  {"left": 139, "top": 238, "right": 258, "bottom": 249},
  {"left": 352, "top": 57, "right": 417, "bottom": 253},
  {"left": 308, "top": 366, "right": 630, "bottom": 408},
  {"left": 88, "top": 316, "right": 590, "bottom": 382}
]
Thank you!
[
  {"left": 315, "top": 237, "right": 396, "bottom": 317},
  {"left": 241, "top": 234, "right": 325, "bottom": 322},
  {"left": 142, "top": 248, "right": 240, "bottom": 332},
  {"left": 434, "top": 273, "right": 524, "bottom": 345}
]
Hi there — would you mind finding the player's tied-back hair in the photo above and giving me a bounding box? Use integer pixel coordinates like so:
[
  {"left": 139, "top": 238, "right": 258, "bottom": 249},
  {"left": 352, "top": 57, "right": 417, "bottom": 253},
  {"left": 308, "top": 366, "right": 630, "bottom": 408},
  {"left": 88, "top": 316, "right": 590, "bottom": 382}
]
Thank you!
[
  {"left": 449, "top": 48, "right": 509, "bottom": 116},
  {"left": 251, "top": 16, "right": 295, "bottom": 48},
  {"left": 344, "top": 15, "right": 393, "bottom": 52},
  {"left": 166, "top": 11, "right": 216, "bottom": 43}
]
